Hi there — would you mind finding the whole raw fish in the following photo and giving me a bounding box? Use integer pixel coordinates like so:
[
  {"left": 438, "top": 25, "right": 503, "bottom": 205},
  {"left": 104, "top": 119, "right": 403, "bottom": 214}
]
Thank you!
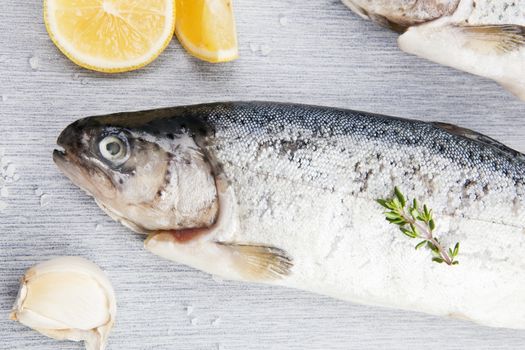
[
  {"left": 342, "top": 0, "right": 525, "bottom": 100},
  {"left": 54, "top": 102, "right": 525, "bottom": 329}
]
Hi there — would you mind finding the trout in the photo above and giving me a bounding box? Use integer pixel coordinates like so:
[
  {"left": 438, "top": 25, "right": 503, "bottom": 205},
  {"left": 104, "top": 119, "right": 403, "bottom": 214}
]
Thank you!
[{"left": 54, "top": 102, "right": 525, "bottom": 329}]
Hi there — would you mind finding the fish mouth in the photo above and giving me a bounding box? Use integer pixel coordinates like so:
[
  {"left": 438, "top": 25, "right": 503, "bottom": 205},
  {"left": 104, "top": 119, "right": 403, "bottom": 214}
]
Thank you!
[
  {"left": 52, "top": 148, "right": 68, "bottom": 165},
  {"left": 53, "top": 140, "right": 117, "bottom": 200},
  {"left": 53, "top": 146, "right": 89, "bottom": 193},
  {"left": 53, "top": 125, "right": 77, "bottom": 167},
  {"left": 53, "top": 144, "right": 79, "bottom": 175}
]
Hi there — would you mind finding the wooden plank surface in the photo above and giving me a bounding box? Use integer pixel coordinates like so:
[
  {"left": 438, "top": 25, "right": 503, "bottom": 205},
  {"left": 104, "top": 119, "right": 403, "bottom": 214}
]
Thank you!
[{"left": 1, "top": 1, "right": 525, "bottom": 349}]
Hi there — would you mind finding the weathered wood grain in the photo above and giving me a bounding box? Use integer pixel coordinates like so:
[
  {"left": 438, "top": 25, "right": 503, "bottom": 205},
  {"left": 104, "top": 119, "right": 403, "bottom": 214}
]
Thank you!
[{"left": 1, "top": 1, "right": 525, "bottom": 349}]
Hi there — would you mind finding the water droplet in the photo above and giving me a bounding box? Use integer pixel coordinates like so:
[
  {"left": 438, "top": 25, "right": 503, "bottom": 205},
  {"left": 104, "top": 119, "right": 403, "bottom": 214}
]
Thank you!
[
  {"left": 29, "top": 56, "right": 40, "bottom": 70},
  {"left": 260, "top": 44, "right": 272, "bottom": 56},
  {"left": 279, "top": 15, "right": 289, "bottom": 26},
  {"left": 80, "top": 79, "right": 89, "bottom": 85}
]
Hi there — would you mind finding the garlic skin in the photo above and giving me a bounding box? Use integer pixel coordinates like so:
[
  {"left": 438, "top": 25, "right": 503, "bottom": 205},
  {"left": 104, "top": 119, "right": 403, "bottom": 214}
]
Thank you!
[{"left": 10, "top": 257, "right": 116, "bottom": 350}]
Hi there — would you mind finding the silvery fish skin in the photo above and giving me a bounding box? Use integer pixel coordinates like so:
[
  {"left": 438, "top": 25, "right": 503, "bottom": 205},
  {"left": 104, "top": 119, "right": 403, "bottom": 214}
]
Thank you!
[
  {"left": 54, "top": 102, "right": 525, "bottom": 329},
  {"left": 342, "top": 0, "right": 525, "bottom": 100}
]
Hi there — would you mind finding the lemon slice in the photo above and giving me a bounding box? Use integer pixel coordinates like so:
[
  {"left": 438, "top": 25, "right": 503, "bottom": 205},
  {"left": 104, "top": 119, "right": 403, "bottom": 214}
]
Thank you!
[
  {"left": 175, "top": 0, "right": 239, "bottom": 63},
  {"left": 44, "top": 0, "right": 176, "bottom": 73}
]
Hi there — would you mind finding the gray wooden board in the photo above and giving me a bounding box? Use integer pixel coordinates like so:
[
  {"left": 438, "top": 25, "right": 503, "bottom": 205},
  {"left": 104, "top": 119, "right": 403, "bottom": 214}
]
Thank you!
[{"left": 1, "top": 1, "right": 525, "bottom": 349}]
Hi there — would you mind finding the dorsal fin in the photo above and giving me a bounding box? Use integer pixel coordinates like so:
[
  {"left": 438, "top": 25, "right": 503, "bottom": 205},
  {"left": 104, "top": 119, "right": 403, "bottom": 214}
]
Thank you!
[{"left": 433, "top": 122, "right": 525, "bottom": 161}]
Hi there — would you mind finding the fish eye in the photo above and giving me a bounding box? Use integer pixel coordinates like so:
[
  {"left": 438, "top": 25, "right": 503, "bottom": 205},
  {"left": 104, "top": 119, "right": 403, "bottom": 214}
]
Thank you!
[{"left": 99, "top": 135, "right": 129, "bottom": 165}]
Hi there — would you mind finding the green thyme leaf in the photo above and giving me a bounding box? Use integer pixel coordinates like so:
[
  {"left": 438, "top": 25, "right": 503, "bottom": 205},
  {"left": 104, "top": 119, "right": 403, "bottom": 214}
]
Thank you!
[
  {"left": 376, "top": 199, "right": 389, "bottom": 208},
  {"left": 394, "top": 187, "right": 406, "bottom": 207},
  {"left": 429, "top": 219, "right": 435, "bottom": 231},
  {"left": 400, "top": 227, "right": 417, "bottom": 239},
  {"left": 432, "top": 257, "right": 444, "bottom": 264},
  {"left": 415, "top": 240, "right": 427, "bottom": 250},
  {"left": 453, "top": 242, "right": 459, "bottom": 257},
  {"left": 385, "top": 212, "right": 400, "bottom": 220}
]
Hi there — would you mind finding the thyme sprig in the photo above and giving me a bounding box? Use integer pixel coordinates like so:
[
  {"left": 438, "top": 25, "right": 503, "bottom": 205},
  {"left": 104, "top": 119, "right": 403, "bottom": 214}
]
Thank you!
[{"left": 377, "top": 187, "right": 459, "bottom": 266}]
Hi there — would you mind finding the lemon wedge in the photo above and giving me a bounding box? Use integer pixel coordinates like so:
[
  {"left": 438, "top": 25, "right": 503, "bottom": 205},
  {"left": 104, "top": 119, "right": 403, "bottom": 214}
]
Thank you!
[
  {"left": 175, "top": 0, "right": 239, "bottom": 63},
  {"left": 44, "top": 0, "right": 176, "bottom": 73}
]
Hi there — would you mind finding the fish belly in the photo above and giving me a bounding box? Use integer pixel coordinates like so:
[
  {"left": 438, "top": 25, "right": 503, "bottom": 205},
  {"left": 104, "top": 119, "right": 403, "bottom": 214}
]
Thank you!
[{"left": 217, "top": 168, "right": 525, "bottom": 329}]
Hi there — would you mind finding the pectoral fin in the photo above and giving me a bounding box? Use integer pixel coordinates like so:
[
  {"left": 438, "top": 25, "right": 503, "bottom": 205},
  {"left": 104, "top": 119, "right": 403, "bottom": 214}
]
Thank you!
[
  {"left": 460, "top": 25, "right": 525, "bottom": 54},
  {"left": 398, "top": 23, "right": 525, "bottom": 100},
  {"left": 217, "top": 243, "right": 293, "bottom": 281},
  {"left": 145, "top": 232, "right": 293, "bottom": 282}
]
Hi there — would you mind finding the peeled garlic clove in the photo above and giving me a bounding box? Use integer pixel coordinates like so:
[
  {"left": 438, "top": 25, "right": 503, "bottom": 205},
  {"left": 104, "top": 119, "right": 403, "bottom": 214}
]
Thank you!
[{"left": 10, "top": 257, "right": 116, "bottom": 350}]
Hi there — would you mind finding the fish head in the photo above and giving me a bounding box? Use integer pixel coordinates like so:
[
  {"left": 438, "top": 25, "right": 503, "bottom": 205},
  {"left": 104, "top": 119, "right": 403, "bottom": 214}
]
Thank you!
[{"left": 53, "top": 113, "right": 219, "bottom": 234}]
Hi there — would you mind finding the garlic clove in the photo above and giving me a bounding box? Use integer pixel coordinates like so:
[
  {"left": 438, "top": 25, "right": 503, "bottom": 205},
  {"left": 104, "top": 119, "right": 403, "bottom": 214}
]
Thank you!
[{"left": 10, "top": 257, "right": 116, "bottom": 350}]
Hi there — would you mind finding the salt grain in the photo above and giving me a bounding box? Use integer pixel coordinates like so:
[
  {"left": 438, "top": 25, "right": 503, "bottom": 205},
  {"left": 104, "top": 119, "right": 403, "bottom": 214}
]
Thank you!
[
  {"left": 212, "top": 275, "right": 224, "bottom": 283},
  {"left": 0, "top": 201, "right": 7, "bottom": 211},
  {"left": 190, "top": 317, "right": 198, "bottom": 326},
  {"left": 29, "top": 56, "right": 40, "bottom": 70},
  {"left": 1, "top": 187, "right": 8, "bottom": 197},
  {"left": 260, "top": 44, "right": 272, "bottom": 56},
  {"left": 5, "top": 164, "right": 15, "bottom": 178},
  {"left": 279, "top": 15, "right": 289, "bottom": 26},
  {"left": 185, "top": 306, "right": 194, "bottom": 316},
  {"left": 249, "top": 42, "right": 259, "bottom": 53},
  {"left": 40, "top": 194, "right": 51, "bottom": 207},
  {"left": 211, "top": 317, "right": 221, "bottom": 326},
  {"left": 35, "top": 188, "right": 43, "bottom": 196}
]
